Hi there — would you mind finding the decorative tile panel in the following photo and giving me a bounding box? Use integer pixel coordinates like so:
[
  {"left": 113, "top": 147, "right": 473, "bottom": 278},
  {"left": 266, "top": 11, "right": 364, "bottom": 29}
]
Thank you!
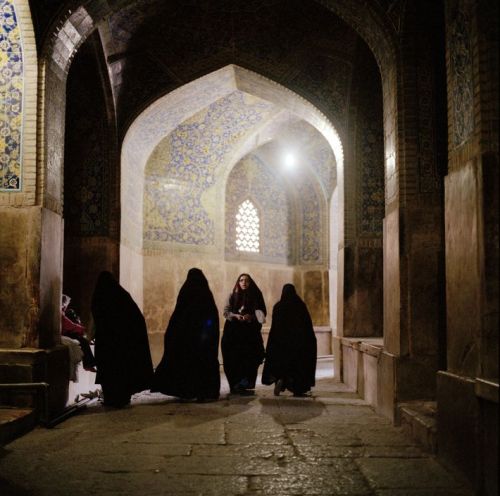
[
  {"left": 225, "top": 154, "right": 292, "bottom": 262},
  {"left": 64, "top": 40, "right": 112, "bottom": 236},
  {"left": 417, "top": 41, "right": 441, "bottom": 193},
  {"left": 447, "top": 0, "right": 474, "bottom": 146},
  {"left": 145, "top": 180, "right": 214, "bottom": 245},
  {"left": 144, "top": 91, "right": 274, "bottom": 246},
  {"left": 358, "top": 117, "right": 384, "bottom": 235},
  {"left": 288, "top": 120, "right": 337, "bottom": 198},
  {"left": 288, "top": 55, "right": 352, "bottom": 129},
  {"left": 0, "top": 0, "right": 22, "bottom": 191},
  {"left": 104, "top": 0, "right": 365, "bottom": 135},
  {"left": 297, "top": 177, "right": 322, "bottom": 263}
]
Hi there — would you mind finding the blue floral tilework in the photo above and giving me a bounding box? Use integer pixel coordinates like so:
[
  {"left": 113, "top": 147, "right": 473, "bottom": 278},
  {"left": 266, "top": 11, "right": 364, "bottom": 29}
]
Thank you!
[
  {"left": 145, "top": 91, "right": 274, "bottom": 246},
  {"left": 145, "top": 180, "right": 215, "bottom": 245},
  {"left": 0, "top": 0, "right": 22, "bottom": 191},
  {"left": 297, "top": 177, "right": 321, "bottom": 263}
]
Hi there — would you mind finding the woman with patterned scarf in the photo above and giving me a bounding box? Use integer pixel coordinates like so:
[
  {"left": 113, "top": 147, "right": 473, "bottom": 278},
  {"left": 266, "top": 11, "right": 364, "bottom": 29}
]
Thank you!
[{"left": 221, "top": 273, "right": 266, "bottom": 395}]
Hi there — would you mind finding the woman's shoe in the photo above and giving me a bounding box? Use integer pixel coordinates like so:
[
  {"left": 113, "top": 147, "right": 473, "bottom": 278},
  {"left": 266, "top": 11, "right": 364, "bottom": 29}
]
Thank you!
[{"left": 274, "top": 379, "right": 284, "bottom": 396}]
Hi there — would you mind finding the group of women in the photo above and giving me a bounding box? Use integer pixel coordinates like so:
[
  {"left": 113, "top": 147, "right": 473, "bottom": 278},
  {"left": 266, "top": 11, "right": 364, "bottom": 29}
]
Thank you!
[{"left": 90, "top": 269, "right": 317, "bottom": 407}]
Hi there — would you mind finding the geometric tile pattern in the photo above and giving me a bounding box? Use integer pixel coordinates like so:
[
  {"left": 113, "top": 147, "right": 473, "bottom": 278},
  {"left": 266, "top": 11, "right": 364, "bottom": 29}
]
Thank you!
[
  {"left": 297, "top": 176, "right": 322, "bottom": 263},
  {"left": 310, "top": 144, "right": 337, "bottom": 198},
  {"left": 102, "top": 0, "right": 360, "bottom": 135},
  {"left": 288, "top": 120, "right": 337, "bottom": 198},
  {"left": 289, "top": 54, "right": 352, "bottom": 130},
  {"left": 64, "top": 115, "right": 111, "bottom": 236},
  {"left": 448, "top": 0, "right": 474, "bottom": 146},
  {"left": 0, "top": 0, "right": 22, "bottom": 191},
  {"left": 64, "top": 43, "right": 111, "bottom": 236},
  {"left": 358, "top": 117, "right": 384, "bottom": 235}
]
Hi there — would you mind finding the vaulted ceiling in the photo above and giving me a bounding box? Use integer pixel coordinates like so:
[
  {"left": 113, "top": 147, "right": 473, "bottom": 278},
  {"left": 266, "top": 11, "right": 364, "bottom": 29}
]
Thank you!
[
  {"left": 30, "top": 0, "right": 382, "bottom": 139},
  {"left": 51, "top": 0, "right": 385, "bottom": 253}
]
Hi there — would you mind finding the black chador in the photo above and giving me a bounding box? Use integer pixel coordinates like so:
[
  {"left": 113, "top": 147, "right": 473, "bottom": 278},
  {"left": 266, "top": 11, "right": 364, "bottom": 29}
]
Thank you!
[
  {"left": 91, "top": 271, "right": 154, "bottom": 407},
  {"left": 151, "top": 268, "right": 220, "bottom": 401},
  {"left": 262, "top": 284, "right": 317, "bottom": 396},
  {"left": 221, "top": 273, "right": 266, "bottom": 394}
]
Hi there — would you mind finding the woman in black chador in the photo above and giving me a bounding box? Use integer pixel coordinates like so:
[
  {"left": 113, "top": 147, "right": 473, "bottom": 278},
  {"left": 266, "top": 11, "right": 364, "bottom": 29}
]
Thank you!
[
  {"left": 262, "top": 284, "right": 317, "bottom": 397},
  {"left": 91, "top": 271, "right": 154, "bottom": 407},
  {"left": 222, "top": 273, "right": 266, "bottom": 394},
  {"left": 151, "top": 268, "right": 220, "bottom": 401}
]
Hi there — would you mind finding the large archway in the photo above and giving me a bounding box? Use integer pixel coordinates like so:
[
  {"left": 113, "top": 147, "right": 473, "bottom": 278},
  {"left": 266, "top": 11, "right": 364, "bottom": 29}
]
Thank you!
[
  {"left": 30, "top": 0, "right": 393, "bottom": 361},
  {"left": 36, "top": 0, "right": 389, "bottom": 401},
  {"left": 121, "top": 65, "right": 343, "bottom": 364},
  {"left": 4, "top": 3, "right": 496, "bottom": 490},
  {"left": 14, "top": 0, "right": 407, "bottom": 421}
]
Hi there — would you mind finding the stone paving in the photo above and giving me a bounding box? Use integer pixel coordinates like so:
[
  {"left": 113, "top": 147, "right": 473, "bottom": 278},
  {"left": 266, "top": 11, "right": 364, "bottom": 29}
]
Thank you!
[{"left": 0, "top": 361, "right": 474, "bottom": 496}]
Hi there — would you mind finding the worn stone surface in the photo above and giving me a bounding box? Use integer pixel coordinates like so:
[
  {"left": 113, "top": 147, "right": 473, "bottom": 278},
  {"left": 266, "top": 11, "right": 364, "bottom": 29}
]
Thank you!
[
  {"left": 39, "top": 208, "right": 64, "bottom": 349},
  {"left": 0, "top": 363, "right": 473, "bottom": 496},
  {"left": 444, "top": 162, "right": 481, "bottom": 377},
  {"left": 0, "top": 207, "right": 41, "bottom": 349}
]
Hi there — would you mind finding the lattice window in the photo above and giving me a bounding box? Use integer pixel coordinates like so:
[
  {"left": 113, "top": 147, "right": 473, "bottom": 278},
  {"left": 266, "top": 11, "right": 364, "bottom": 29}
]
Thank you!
[{"left": 235, "top": 200, "right": 260, "bottom": 252}]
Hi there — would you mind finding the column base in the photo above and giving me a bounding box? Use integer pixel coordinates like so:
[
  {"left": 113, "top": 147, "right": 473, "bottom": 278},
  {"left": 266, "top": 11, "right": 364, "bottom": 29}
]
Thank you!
[{"left": 0, "top": 346, "right": 69, "bottom": 423}]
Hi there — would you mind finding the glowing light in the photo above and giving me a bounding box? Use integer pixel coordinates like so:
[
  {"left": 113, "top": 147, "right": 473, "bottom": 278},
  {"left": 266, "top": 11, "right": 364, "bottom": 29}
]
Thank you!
[{"left": 284, "top": 152, "right": 296, "bottom": 169}]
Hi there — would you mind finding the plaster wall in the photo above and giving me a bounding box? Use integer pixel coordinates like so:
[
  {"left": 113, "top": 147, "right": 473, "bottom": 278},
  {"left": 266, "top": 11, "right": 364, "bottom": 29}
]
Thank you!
[
  {"left": 119, "top": 244, "right": 144, "bottom": 310},
  {"left": 141, "top": 252, "right": 330, "bottom": 366}
]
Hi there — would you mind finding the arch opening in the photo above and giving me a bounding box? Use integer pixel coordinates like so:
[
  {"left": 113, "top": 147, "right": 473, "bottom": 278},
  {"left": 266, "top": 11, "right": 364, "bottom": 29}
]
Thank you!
[{"left": 120, "top": 65, "right": 344, "bottom": 366}]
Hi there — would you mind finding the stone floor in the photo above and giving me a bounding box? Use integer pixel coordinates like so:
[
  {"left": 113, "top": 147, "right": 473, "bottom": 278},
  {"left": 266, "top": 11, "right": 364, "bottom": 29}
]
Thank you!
[{"left": 0, "top": 360, "right": 474, "bottom": 496}]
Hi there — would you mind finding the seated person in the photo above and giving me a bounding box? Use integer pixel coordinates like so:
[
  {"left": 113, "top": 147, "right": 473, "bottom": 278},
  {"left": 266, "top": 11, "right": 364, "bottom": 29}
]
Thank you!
[{"left": 62, "top": 295, "right": 97, "bottom": 372}]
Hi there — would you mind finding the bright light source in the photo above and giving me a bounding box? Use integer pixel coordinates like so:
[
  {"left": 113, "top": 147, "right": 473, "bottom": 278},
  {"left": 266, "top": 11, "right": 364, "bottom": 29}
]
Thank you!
[{"left": 284, "top": 152, "right": 296, "bottom": 168}]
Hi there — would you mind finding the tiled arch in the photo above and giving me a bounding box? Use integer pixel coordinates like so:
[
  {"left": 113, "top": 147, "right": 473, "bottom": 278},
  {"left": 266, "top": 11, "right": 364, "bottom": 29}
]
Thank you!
[
  {"left": 37, "top": 0, "right": 395, "bottom": 212},
  {"left": 123, "top": 65, "right": 343, "bottom": 254}
]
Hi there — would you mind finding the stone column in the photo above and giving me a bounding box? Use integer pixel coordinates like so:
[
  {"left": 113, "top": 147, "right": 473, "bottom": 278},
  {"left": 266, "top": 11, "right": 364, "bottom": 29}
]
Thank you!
[
  {"left": 0, "top": 1, "right": 69, "bottom": 418},
  {"left": 379, "top": 1, "right": 448, "bottom": 420},
  {"left": 438, "top": 0, "right": 498, "bottom": 492}
]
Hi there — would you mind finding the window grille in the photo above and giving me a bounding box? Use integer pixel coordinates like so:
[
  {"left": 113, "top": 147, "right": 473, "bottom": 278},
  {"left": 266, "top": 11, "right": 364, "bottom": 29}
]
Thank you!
[{"left": 235, "top": 200, "right": 260, "bottom": 252}]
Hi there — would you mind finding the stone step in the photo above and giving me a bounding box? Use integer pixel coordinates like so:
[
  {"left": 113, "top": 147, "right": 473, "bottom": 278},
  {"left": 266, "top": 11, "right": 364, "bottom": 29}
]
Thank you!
[
  {"left": 0, "top": 407, "right": 36, "bottom": 447},
  {"left": 398, "top": 400, "right": 437, "bottom": 454}
]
